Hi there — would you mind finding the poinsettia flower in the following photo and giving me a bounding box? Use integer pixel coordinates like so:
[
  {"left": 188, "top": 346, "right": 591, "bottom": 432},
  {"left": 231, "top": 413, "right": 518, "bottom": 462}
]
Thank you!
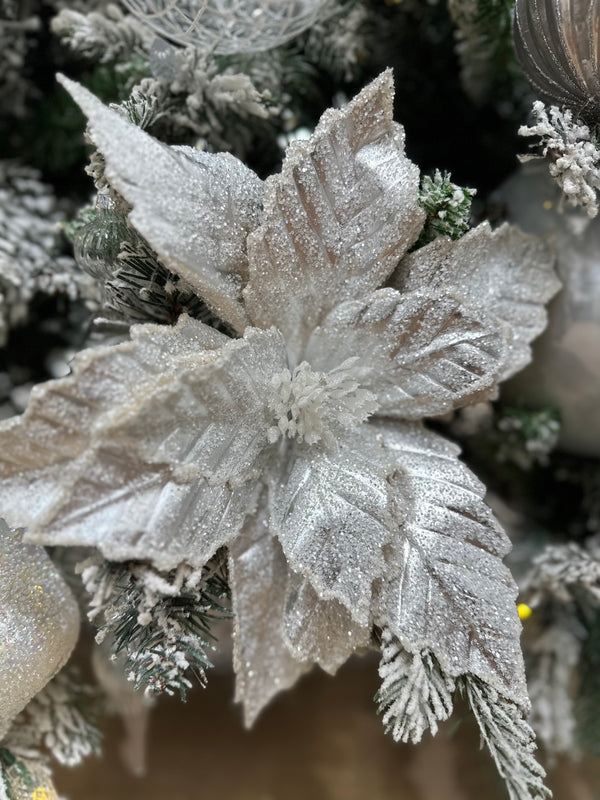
[{"left": 0, "top": 71, "right": 559, "bottom": 746}]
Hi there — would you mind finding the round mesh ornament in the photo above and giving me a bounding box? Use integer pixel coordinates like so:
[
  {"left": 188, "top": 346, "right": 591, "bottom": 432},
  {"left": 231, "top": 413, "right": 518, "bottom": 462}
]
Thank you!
[{"left": 121, "top": 0, "right": 339, "bottom": 54}]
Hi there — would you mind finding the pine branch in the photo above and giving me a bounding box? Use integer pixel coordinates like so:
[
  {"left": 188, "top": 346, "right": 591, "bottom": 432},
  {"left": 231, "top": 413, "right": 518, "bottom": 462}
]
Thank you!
[
  {"left": 460, "top": 676, "right": 551, "bottom": 800},
  {"left": 51, "top": 6, "right": 152, "bottom": 64},
  {"left": 78, "top": 556, "right": 231, "bottom": 700},
  {"left": 494, "top": 407, "right": 560, "bottom": 470},
  {"left": 376, "top": 629, "right": 455, "bottom": 743},
  {"left": 4, "top": 667, "right": 102, "bottom": 769},
  {"left": 301, "top": 0, "right": 369, "bottom": 83},
  {"left": 576, "top": 610, "right": 600, "bottom": 756},
  {"left": 519, "top": 101, "right": 600, "bottom": 218},
  {"left": 415, "top": 170, "right": 475, "bottom": 248},
  {"left": 521, "top": 540, "right": 600, "bottom": 757},
  {"left": 0, "top": 748, "right": 34, "bottom": 800},
  {"left": 106, "top": 232, "right": 230, "bottom": 329},
  {"left": 526, "top": 614, "right": 583, "bottom": 757},
  {"left": 447, "top": 0, "right": 518, "bottom": 104}
]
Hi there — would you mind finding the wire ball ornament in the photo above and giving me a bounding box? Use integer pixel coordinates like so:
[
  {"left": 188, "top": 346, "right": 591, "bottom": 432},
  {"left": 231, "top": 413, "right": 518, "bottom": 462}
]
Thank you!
[
  {"left": 121, "top": 0, "right": 340, "bottom": 54},
  {"left": 514, "top": 0, "right": 600, "bottom": 122}
]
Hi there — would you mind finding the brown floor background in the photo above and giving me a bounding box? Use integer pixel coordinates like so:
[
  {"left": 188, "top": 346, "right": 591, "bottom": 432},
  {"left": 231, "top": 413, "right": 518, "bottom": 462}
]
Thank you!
[{"left": 54, "top": 656, "right": 600, "bottom": 800}]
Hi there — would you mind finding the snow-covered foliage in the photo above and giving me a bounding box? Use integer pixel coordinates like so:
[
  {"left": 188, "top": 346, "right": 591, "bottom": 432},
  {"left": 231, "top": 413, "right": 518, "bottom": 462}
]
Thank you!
[
  {"left": 51, "top": 4, "right": 152, "bottom": 64},
  {"left": 0, "top": 1, "right": 40, "bottom": 119},
  {"left": 416, "top": 169, "right": 475, "bottom": 247},
  {"left": 6, "top": 669, "right": 101, "bottom": 768},
  {"left": 78, "top": 556, "right": 230, "bottom": 699},
  {"left": 0, "top": 161, "right": 97, "bottom": 345},
  {"left": 377, "top": 629, "right": 455, "bottom": 743},
  {"left": 520, "top": 101, "right": 600, "bottom": 218},
  {"left": 522, "top": 540, "right": 600, "bottom": 756},
  {"left": 461, "top": 676, "right": 551, "bottom": 800}
]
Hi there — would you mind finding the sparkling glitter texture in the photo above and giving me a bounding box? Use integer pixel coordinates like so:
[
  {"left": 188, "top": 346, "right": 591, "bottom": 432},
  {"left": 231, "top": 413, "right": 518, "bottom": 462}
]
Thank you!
[
  {"left": 0, "top": 520, "right": 79, "bottom": 741},
  {"left": 0, "top": 71, "right": 560, "bottom": 725},
  {"left": 58, "top": 74, "right": 264, "bottom": 334}
]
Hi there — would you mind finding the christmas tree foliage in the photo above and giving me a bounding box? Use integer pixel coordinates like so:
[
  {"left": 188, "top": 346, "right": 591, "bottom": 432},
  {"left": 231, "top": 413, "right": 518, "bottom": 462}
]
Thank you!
[{"left": 1, "top": 2, "right": 600, "bottom": 799}]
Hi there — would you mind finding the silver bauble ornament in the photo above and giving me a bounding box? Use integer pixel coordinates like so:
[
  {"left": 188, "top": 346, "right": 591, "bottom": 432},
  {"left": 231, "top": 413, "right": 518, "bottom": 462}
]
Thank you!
[
  {"left": 514, "top": 0, "right": 600, "bottom": 122},
  {"left": 497, "top": 162, "right": 600, "bottom": 457},
  {"left": 0, "top": 520, "right": 80, "bottom": 740}
]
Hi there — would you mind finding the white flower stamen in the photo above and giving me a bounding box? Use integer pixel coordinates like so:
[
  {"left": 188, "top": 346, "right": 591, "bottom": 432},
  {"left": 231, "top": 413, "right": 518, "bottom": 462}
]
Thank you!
[{"left": 267, "top": 357, "right": 377, "bottom": 446}]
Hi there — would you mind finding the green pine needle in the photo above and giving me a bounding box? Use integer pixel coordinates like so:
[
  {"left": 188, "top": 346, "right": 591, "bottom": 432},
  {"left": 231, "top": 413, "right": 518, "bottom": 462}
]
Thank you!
[{"left": 415, "top": 170, "right": 475, "bottom": 248}]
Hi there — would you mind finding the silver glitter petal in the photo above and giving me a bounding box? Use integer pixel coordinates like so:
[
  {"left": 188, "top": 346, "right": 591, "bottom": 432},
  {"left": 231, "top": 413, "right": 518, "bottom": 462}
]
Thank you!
[
  {"left": 243, "top": 70, "right": 425, "bottom": 364},
  {"left": 26, "top": 445, "right": 260, "bottom": 571},
  {"left": 392, "top": 223, "right": 560, "bottom": 380},
  {"left": 0, "top": 315, "right": 222, "bottom": 528},
  {"left": 229, "top": 500, "right": 311, "bottom": 727},
  {"left": 105, "top": 326, "right": 288, "bottom": 486},
  {"left": 269, "top": 427, "right": 393, "bottom": 626},
  {"left": 374, "top": 421, "right": 528, "bottom": 706},
  {"left": 282, "top": 570, "right": 371, "bottom": 675},
  {"left": 0, "top": 318, "right": 283, "bottom": 569},
  {"left": 0, "top": 520, "right": 79, "bottom": 740},
  {"left": 58, "top": 75, "right": 263, "bottom": 333},
  {"left": 514, "top": 0, "right": 600, "bottom": 119},
  {"left": 306, "top": 287, "right": 508, "bottom": 419}
]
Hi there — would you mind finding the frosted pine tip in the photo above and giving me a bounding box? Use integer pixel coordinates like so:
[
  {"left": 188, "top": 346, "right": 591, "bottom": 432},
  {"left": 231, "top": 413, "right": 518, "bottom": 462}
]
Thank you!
[{"left": 517, "top": 603, "right": 533, "bottom": 620}]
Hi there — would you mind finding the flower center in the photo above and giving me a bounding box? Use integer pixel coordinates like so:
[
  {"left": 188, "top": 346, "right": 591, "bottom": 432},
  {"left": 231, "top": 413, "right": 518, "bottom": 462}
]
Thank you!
[{"left": 267, "top": 358, "right": 377, "bottom": 446}]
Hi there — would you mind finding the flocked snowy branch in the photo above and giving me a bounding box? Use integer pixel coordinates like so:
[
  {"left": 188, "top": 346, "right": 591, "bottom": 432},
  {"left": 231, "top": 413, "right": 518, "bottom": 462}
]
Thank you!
[
  {"left": 377, "top": 629, "right": 455, "bottom": 744},
  {"left": 78, "top": 555, "right": 230, "bottom": 699},
  {"left": 5, "top": 668, "right": 101, "bottom": 768},
  {"left": 51, "top": 4, "right": 152, "bottom": 64},
  {"left": 522, "top": 540, "right": 600, "bottom": 757},
  {"left": 416, "top": 169, "right": 476, "bottom": 247},
  {"left": 519, "top": 101, "right": 600, "bottom": 218}
]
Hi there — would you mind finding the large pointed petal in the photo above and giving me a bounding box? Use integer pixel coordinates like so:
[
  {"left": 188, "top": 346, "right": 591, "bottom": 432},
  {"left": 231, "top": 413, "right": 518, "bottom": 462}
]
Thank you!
[
  {"left": 0, "top": 318, "right": 281, "bottom": 567},
  {"left": 244, "top": 70, "right": 424, "bottom": 360},
  {"left": 269, "top": 427, "right": 394, "bottom": 626},
  {"left": 283, "top": 571, "right": 371, "bottom": 674},
  {"left": 374, "top": 421, "right": 527, "bottom": 704},
  {"left": 229, "top": 499, "right": 312, "bottom": 727},
  {"left": 306, "top": 288, "right": 508, "bottom": 419},
  {"left": 59, "top": 75, "right": 263, "bottom": 333},
  {"left": 24, "top": 444, "right": 259, "bottom": 571},
  {"left": 0, "top": 315, "right": 225, "bottom": 531},
  {"left": 392, "top": 223, "right": 560, "bottom": 380}
]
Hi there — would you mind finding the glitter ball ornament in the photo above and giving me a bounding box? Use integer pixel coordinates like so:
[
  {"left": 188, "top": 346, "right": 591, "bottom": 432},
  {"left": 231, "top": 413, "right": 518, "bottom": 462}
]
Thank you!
[
  {"left": 122, "top": 0, "right": 339, "bottom": 54},
  {"left": 498, "top": 163, "right": 600, "bottom": 457},
  {"left": 514, "top": 0, "right": 600, "bottom": 122},
  {"left": 0, "top": 520, "right": 79, "bottom": 741}
]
